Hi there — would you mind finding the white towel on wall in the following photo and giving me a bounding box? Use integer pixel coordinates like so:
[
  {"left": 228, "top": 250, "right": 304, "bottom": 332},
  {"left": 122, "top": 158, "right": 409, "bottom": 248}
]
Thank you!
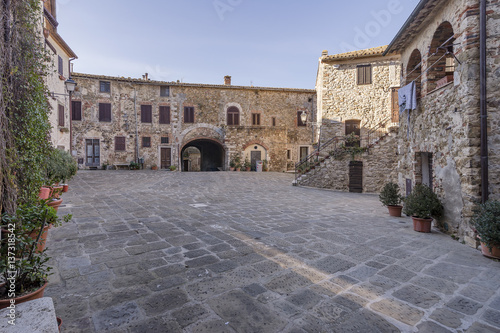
[{"left": 398, "top": 81, "right": 417, "bottom": 111}]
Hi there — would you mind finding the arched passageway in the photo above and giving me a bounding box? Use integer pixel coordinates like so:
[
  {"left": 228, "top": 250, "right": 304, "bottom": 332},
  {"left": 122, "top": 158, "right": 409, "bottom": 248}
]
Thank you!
[{"left": 181, "top": 139, "right": 225, "bottom": 171}]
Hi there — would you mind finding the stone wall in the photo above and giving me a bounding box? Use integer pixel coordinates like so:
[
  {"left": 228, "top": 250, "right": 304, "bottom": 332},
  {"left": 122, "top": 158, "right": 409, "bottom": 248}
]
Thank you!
[{"left": 71, "top": 74, "right": 316, "bottom": 172}]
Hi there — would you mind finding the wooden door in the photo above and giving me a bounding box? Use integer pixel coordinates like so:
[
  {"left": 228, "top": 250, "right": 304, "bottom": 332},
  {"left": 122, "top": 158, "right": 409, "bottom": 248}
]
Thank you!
[
  {"left": 160, "top": 148, "right": 171, "bottom": 169},
  {"left": 349, "top": 161, "right": 363, "bottom": 193},
  {"left": 391, "top": 88, "right": 399, "bottom": 123},
  {"left": 299, "top": 147, "right": 309, "bottom": 161},
  {"left": 85, "top": 139, "right": 100, "bottom": 167},
  {"left": 250, "top": 151, "right": 261, "bottom": 171},
  {"left": 345, "top": 120, "right": 361, "bottom": 147}
]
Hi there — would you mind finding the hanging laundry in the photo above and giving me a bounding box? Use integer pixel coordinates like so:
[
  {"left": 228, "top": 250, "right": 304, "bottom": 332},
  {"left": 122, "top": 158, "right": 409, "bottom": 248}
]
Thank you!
[{"left": 398, "top": 81, "right": 417, "bottom": 111}]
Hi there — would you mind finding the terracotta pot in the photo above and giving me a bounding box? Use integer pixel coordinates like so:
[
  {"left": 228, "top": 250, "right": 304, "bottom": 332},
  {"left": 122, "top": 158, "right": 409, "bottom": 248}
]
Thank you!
[
  {"left": 387, "top": 205, "right": 403, "bottom": 217},
  {"left": 48, "top": 198, "right": 63, "bottom": 212},
  {"left": 51, "top": 186, "right": 63, "bottom": 199},
  {"left": 62, "top": 184, "right": 69, "bottom": 193},
  {"left": 229, "top": 167, "right": 235, "bottom": 171},
  {"left": 480, "top": 242, "right": 500, "bottom": 259},
  {"left": 39, "top": 187, "right": 51, "bottom": 200},
  {"left": 236, "top": 168, "right": 241, "bottom": 172},
  {"left": 412, "top": 216, "right": 433, "bottom": 233},
  {"left": 151, "top": 166, "right": 158, "bottom": 170},
  {"left": 246, "top": 167, "right": 251, "bottom": 171},
  {"left": 0, "top": 281, "right": 48, "bottom": 309},
  {"left": 28, "top": 225, "right": 51, "bottom": 253}
]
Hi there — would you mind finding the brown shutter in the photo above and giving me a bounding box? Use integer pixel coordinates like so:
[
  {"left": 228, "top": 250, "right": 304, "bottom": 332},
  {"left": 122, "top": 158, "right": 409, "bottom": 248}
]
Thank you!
[
  {"left": 72, "top": 101, "right": 82, "bottom": 120},
  {"left": 184, "top": 107, "right": 194, "bottom": 123},
  {"left": 99, "top": 103, "right": 111, "bottom": 122},
  {"left": 115, "top": 136, "right": 125, "bottom": 151},
  {"left": 58, "top": 105, "right": 64, "bottom": 126},
  {"left": 141, "top": 105, "right": 152, "bottom": 123},
  {"left": 159, "top": 106, "right": 170, "bottom": 124}
]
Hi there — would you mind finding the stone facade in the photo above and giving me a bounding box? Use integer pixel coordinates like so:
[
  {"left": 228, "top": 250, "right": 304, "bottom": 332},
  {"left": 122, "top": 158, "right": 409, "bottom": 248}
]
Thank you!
[
  {"left": 42, "top": 0, "right": 77, "bottom": 151},
  {"left": 385, "top": 0, "right": 500, "bottom": 245},
  {"left": 71, "top": 73, "right": 316, "bottom": 172}
]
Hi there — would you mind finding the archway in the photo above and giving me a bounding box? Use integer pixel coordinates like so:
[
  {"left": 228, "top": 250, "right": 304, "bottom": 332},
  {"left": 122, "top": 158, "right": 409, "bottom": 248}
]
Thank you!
[{"left": 181, "top": 139, "right": 225, "bottom": 172}]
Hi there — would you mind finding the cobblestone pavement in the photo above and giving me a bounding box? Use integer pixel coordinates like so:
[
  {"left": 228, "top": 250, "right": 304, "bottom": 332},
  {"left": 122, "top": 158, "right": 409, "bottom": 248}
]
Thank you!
[{"left": 45, "top": 171, "right": 500, "bottom": 333}]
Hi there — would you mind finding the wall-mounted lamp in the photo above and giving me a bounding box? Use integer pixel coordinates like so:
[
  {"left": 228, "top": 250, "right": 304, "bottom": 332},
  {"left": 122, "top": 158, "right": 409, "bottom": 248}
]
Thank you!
[
  {"left": 300, "top": 110, "right": 308, "bottom": 124},
  {"left": 51, "top": 78, "right": 77, "bottom": 97}
]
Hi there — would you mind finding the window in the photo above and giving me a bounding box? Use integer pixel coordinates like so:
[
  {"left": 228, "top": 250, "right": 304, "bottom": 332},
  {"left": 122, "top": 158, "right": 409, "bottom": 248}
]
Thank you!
[
  {"left": 299, "top": 147, "right": 309, "bottom": 161},
  {"left": 141, "top": 105, "right": 152, "bottom": 123},
  {"left": 142, "top": 137, "right": 151, "bottom": 148},
  {"left": 99, "top": 81, "right": 111, "bottom": 93},
  {"left": 161, "top": 136, "right": 169, "bottom": 144},
  {"left": 99, "top": 103, "right": 111, "bottom": 122},
  {"left": 272, "top": 117, "right": 276, "bottom": 127},
  {"left": 287, "top": 149, "right": 291, "bottom": 160},
  {"left": 184, "top": 106, "right": 194, "bottom": 123},
  {"left": 58, "top": 105, "right": 64, "bottom": 126},
  {"left": 115, "top": 136, "right": 126, "bottom": 151},
  {"left": 227, "top": 106, "right": 239, "bottom": 126},
  {"left": 58, "top": 56, "right": 63, "bottom": 76},
  {"left": 252, "top": 113, "right": 261, "bottom": 126},
  {"left": 160, "top": 86, "right": 170, "bottom": 97},
  {"left": 72, "top": 101, "right": 82, "bottom": 121},
  {"left": 357, "top": 65, "right": 372, "bottom": 85},
  {"left": 297, "top": 111, "right": 306, "bottom": 127},
  {"left": 159, "top": 106, "right": 170, "bottom": 124}
]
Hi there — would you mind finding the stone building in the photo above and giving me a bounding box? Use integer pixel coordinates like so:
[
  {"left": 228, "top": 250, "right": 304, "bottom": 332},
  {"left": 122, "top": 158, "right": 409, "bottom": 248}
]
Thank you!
[
  {"left": 298, "top": 46, "right": 401, "bottom": 192},
  {"left": 70, "top": 73, "right": 316, "bottom": 172},
  {"left": 42, "top": 0, "right": 77, "bottom": 151},
  {"left": 384, "top": 0, "right": 500, "bottom": 245}
]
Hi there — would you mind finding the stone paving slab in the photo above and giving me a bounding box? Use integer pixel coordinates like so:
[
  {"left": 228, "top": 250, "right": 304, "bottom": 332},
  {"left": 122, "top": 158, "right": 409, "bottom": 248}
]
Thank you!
[{"left": 41, "top": 170, "right": 500, "bottom": 332}]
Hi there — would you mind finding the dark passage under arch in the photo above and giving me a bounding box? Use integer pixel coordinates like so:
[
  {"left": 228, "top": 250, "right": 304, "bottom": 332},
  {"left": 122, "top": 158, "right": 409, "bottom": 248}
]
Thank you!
[{"left": 181, "top": 139, "right": 224, "bottom": 172}]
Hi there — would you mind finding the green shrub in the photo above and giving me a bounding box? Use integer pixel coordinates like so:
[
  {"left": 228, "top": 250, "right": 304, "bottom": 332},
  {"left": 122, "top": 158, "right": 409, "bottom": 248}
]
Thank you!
[
  {"left": 45, "top": 149, "right": 77, "bottom": 184},
  {"left": 379, "top": 182, "right": 402, "bottom": 206},
  {"left": 471, "top": 200, "right": 500, "bottom": 251},
  {"left": 403, "top": 184, "right": 443, "bottom": 219}
]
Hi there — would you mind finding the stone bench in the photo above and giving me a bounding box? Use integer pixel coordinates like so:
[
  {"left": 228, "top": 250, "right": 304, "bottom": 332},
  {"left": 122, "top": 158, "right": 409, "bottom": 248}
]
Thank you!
[
  {"left": 0, "top": 297, "right": 59, "bottom": 332},
  {"left": 114, "top": 163, "right": 130, "bottom": 170}
]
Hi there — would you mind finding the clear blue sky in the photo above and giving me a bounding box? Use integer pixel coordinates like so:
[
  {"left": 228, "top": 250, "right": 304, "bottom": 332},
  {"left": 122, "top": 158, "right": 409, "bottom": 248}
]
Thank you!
[{"left": 57, "top": 0, "right": 421, "bottom": 89}]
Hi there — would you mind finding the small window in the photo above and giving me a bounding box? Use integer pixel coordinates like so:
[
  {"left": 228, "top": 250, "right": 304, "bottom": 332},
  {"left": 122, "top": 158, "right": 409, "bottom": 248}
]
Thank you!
[
  {"left": 184, "top": 106, "right": 194, "bottom": 123},
  {"left": 141, "top": 105, "right": 152, "bottom": 123},
  {"left": 357, "top": 65, "right": 372, "bottom": 85},
  {"left": 72, "top": 101, "right": 82, "bottom": 121},
  {"left": 287, "top": 149, "right": 291, "bottom": 160},
  {"left": 252, "top": 113, "right": 261, "bottom": 126},
  {"left": 99, "top": 103, "right": 111, "bottom": 122},
  {"left": 58, "top": 104, "right": 64, "bottom": 126},
  {"left": 297, "top": 111, "right": 306, "bottom": 127},
  {"left": 272, "top": 117, "right": 276, "bottom": 127},
  {"left": 115, "top": 136, "right": 126, "bottom": 151},
  {"left": 160, "top": 86, "right": 170, "bottom": 97},
  {"left": 227, "top": 106, "right": 239, "bottom": 126},
  {"left": 58, "top": 56, "right": 64, "bottom": 76},
  {"left": 142, "top": 137, "right": 151, "bottom": 148},
  {"left": 159, "top": 106, "right": 170, "bottom": 124},
  {"left": 161, "top": 136, "right": 169, "bottom": 144},
  {"left": 99, "top": 81, "right": 111, "bottom": 93}
]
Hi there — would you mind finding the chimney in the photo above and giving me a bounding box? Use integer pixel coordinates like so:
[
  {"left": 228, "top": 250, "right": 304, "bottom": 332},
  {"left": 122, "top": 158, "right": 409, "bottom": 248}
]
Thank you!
[
  {"left": 143, "top": 73, "right": 149, "bottom": 80},
  {"left": 224, "top": 75, "right": 231, "bottom": 85},
  {"left": 322, "top": 50, "right": 328, "bottom": 56}
]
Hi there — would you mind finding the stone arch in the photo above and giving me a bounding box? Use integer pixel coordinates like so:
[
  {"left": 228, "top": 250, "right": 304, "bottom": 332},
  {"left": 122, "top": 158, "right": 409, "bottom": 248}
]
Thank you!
[
  {"left": 179, "top": 123, "right": 225, "bottom": 145},
  {"left": 181, "top": 137, "right": 225, "bottom": 172},
  {"left": 427, "top": 21, "right": 455, "bottom": 93},
  {"left": 406, "top": 49, "right": 422, "bottom": 98},
  {"left": 242, "top": 142, "right": 268, "bottom": 171}
]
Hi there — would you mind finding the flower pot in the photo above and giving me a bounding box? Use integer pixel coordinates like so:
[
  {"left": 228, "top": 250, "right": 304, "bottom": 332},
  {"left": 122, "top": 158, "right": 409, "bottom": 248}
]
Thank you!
[
  {"left": 151, "top": 166, "right": 158, "bottom": 170},
  {"left": 480, "top": 241, "right": 500, "bottom": 259},
  {"left": 236, "top": 168, "right": 241, "bottom": 172},
  {"left": 387, "top": 205, "right": 403, "bottom": 217},
  {"left": 28, "top": 225, "right": 50, "bottom": 253},
  {"left": 412, "top": 217, "right": 433, "bottom": 233},
  {"left": 48, "top": 198, "right": 63, "bottom": 212},
  {"left": 0, "top": 280, "right": 48, "bottom": 309},
  {"left": 229, "top": 167, "right": 235, "bottom": 171},
  {"left": 39, "top": 187, "right": 51, "bottom": 199},
  {"left": 62, "top": 184, "right": 69, "bottom": 193},
  {"left": 51, "top": 186, "right": 63, "bottom": 199},
  {"left": 246, "top": 167, "right": 251, "bottom": 171}
]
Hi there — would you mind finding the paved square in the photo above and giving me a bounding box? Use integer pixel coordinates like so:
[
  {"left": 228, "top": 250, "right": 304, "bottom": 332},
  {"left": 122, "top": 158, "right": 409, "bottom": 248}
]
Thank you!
[{"left": 46, "top": 171, "right": 500, "bottom": 332}]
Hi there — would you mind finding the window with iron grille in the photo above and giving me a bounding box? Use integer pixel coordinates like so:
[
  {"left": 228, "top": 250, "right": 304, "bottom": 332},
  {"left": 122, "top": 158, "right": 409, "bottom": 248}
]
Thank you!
[
  {"left": 58, "top": 56, "right": 64, "bottom": 76},
  {"left": 297, "top": 111, "right": 306, "bottom": 127},
  {"left": 99, "top": 81, "right": 111, "bottom": 93},
  {"left": 99, "top": 103, "right": 112, "bottom": 122},
  {"left": 159, "top": 106, "right": 170, "bottom": 124},
  {"left": 184, "top": 106, "right": 194, "bottom": 123},
  {"left": 58, "top": 104, "right": 64, "bottom": 126},
  {"left": 227, "top": 106, "right": 239, "bottom": 125},
  {"left": 161, "top": 136, "right": 169, "bottom": 144},
  {"left": 141, "top": 105, "right": 152, "bottom": 123},
  {"left": 72, "top": 101, "right": 82, "bottom": 121},
  {"left": 252, "top": 113, "right": 261, "bottom": 126},
  {"left": 160, "top": 86, "right": 170, "bottom": 97},
  {"left": 142, "top": 137, "right": 151, "bottom": 148},
  {"left": 357, "top": 65, "right": 372, "bottom": 85},
  {"left": 115, "top": 136, "right": 126, "bottom": 151}
]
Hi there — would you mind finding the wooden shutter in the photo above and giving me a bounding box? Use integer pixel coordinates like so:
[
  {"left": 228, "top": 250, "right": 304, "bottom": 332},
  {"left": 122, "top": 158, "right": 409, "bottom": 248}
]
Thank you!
[
  {"left": 357, "top": 65, "right": 372, "bottom": 85},
  {"left": 99, "top": 103, "right": 111, "bottom": 122},
  {"left": 58, "top": 56, "right": 63, "bottom": 76},
  {"left": 72, "top": 101, "right": 82, "bottom": 121},
  {"left": 184, "top": 107, "right": 194, "bottom": 123},
  {"left": 115, "top": 136, "right": 125, "bottom": 151},
  {"left": 227, "top": 107, "right": 239, "bottom": 125},
  {"left": 159, "top": 106, "right": 170, "bottom": 124},
  {"left": 141, "top": 105, "right": 152, "bottom": 123},
  {"left": 391, "top": 88, "right": 399, "bottom": 123},
  {"left": 58, "top": 105, "right": 64, "bottom": 126},
  {"left": 252, "top": 113, "right": 260, "bottom": 125}
]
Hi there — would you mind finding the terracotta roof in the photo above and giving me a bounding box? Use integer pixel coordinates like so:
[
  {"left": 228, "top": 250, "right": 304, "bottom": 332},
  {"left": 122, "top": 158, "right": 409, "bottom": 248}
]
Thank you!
[
  {"left": 71, "top": 73, "right": 315, "bottom": 93},
  {"left": 321, "top": 46, "right": 388, "bottom": 62}
]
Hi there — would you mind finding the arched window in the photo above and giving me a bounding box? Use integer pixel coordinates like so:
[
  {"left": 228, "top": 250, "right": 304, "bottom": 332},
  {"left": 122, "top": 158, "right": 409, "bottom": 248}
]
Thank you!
[
  {"left": 227, "top": 106, "right": 239, "bottom": 126},
  {"left": 427, "top": 21, "right": 455, "bottom": 93},
  {"left": 406, "top": 49, "right": 422, "bottom": 98}
]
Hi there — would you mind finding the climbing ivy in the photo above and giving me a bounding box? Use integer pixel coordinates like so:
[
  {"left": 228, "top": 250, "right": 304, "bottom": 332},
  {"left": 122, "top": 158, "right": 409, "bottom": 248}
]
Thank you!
[{"left": 1, "top": 0, "right": 54, "bottom": 213}]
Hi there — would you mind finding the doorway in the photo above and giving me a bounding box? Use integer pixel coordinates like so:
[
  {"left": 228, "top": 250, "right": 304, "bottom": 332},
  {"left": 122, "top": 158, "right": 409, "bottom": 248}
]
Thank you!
[
  {"left": 85, "top": 139, "right": 100, "bottom": 168},
  {"left": 160, "top": 147, "right": 171, "bottom": 169},
  {"left": 250, "top": 151, "right": 262, "bottom": 171},
  {"left": 299, "top": 147, "right": 309, "bottom": 162}
]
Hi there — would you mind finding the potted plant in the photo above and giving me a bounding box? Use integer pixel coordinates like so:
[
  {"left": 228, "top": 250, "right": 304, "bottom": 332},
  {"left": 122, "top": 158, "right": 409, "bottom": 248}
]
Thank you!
[
  {"left": 229, "top": 159, "right": 236, "bottom": 171},
  {"left": 45, "top": 149, "right": 77, "bottom": 194},
  {"left": 471, "top": 200, "right": 500, "bottom": 259},
  {"left": 263, "top": 159, "right": 269, "bottom": 172},
  {"left": 151, "top": 164, "right": 158, "bottom": 170},
  {"left": 169, "top": 165, "right": 177, "bottom": 171},
  {"left": 379, "top": 182, "right": 403, "bottom": 217},
  {"left": 129, "top": 161, "right": 140, "bottom": 170},
  {"left": 244, "top": 158, "right": 251, "bottom": 171},
  {"left": 403, "top": 184, "right": 443, "bottom": 233}
]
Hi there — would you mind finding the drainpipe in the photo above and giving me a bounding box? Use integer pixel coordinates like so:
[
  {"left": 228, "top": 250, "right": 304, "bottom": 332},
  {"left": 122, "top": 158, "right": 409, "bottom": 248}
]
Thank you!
[
  {"left": 68, "top": 58, "right": 76, "bottom": 155},
  {"left": 480, "top": 0, "right": 488, "bottom": 203},
  {"left": 134, "top": 88, "right": 139, "bottom": 163}
]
